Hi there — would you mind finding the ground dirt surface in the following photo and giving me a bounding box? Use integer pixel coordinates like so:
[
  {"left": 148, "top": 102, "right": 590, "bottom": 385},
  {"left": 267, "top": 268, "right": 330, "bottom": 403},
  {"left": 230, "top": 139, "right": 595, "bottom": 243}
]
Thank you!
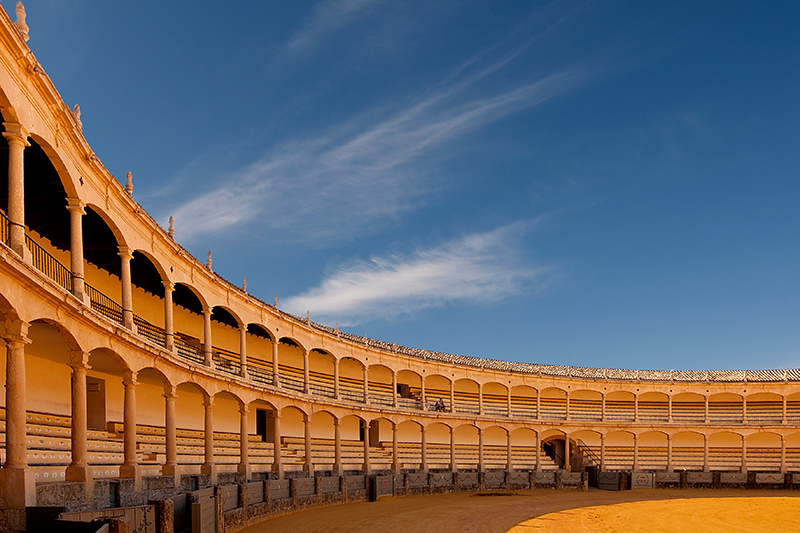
[{"left": 239, "top": 489, "right": 800, "bottom": 533}]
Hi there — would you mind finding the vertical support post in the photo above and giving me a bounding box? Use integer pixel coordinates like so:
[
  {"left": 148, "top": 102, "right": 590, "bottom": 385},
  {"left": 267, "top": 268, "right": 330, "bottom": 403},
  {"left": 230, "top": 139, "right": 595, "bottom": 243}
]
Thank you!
[
  {"left": 565, "top": 391, "right": 570, "bottom": 420},
  {"left": 202, "top": 306, "right": 213, "bottom": 367},
  {"left": 162, "top": 387, "right": 178, "bottom": 479},
  {"left": 600, "top": 433, "right": 606, "bottom": 472},
  {"left": 632, "top": 433, "right": 639, "bottom": 472},
  {"left": 120, "top": 370, "right": 140, "bottom": 488},
  {"left": 666, "top": 433, "right": 673, "bottom": 473},
  {"left": 704, "top": 395, "right": 709, "bottom": 423},
  {"left": 202, "top": 395, "right": 217, "bottom": 483},
  {"left": 239, "top": 324, "right": 248, "bottom": 379},
  {"left": 601, "top": 394, "right": 606, "bottom": 421},
  {"left": 118, "top": 246, "right": 135, "bottom": 330},
  {"left": 333, "top": 358, "right": 340, "bottom": 399},
  {"left": 391, "top": 371, "right": 397, "bottom": 408},
  {"left": 362, "top": 365, "right": 369, "bottom": 404},
  {"left": 392, "top": 422, "right": 399, "bottom": 473},
  {"left": 420, "top": 376, "right": 426, "bottom": 410},
  {"left": 668, "top": 395, "right": 673, "bottom": 423},
  {"left": 741, "top": 434, "right": 747, "bottom": 473},
  {"left": 66, "top": 198, "right": 88, "bottom": 302},
  {"left": 783, "top": 396, "right": 788, "bottom": 425},
  {"left": 66, "top": 351, "right": 93, "bottom": 494},
  {"left": 450, "top": 426, "right": 456, "bottom": 472},
  {"left": 449, "top": 379, "right": 455, "bottom": 413},
  {"left": 272, "top": 338, "right": 280, "bottom": 387},
  {"left": 634, "top": 394, "right": 639, "bottom": 422},
  {"left": 477, "top": 428, "right": 484, "bottom": 472},
  {"left": 780, "top": 435, "right": 786, "bottom": 474},
  {"left": 535, "top": 431, "right": 541, "bottom": 472},
  {"left": 362, "top": 420, "right": 371, "bottom": 473},
  {"left": 163, "top": 282, "right": 174, "bottom": 352},
  {"left": 742, "top": 395, "right": 748, "bottom": 424},
  {"left": 506, "top": 431, "right": 513, "bottom": 472},
  {"left": 238, "top": 403, "right": 250, "bottom": 479},
  {"left": 303, "top": 350, "right": 310, "bottom": 394},
  {"left": 477, "top": 384, "right": 483, "bottom": 415},
  {"left": 333, "top": 418, "right": 342, "bottom": 475},
  {"left": 271, "top": 411, "right": 283, "bottom": 477},
  {"left": 703, "top": 434, "right": 709, "bottom": 472},
  {"left": 564, "top": 434, "right": 571, "bottom": 471},
  {"left": 506, "top": 387, "right": 512, "bottom": 417},
  {"left": 420, "top": 425, "right": 427, "bottom": 472},
  {"left": 3, "top": 123, "right": 29, "bottom": 259},
  {"left": 303, "top": 414, "right": 313, "bottom": 472},
  {"left": 536, "top": 390, "right": 541, "bottom": 420}
]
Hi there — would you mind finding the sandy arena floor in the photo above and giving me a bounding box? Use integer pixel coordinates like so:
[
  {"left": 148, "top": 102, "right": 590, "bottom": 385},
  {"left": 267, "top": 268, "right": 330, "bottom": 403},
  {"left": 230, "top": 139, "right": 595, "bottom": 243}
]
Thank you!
[{"left": 240, "top": 489, "right": 800, "bottom": 533}]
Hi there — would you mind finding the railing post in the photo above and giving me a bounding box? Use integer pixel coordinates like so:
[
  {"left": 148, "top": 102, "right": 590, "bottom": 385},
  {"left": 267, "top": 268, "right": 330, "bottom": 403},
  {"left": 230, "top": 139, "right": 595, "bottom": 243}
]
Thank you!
[
  {"left": 3, "top": 123, "right": 30, "bottom": 261},
  {"left": 238, "top": 403, "right": 251, "bottom": 479}
]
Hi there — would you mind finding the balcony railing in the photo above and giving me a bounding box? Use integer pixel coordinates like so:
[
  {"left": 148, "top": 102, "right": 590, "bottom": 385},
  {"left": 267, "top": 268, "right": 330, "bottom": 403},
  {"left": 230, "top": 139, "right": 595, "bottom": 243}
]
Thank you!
[
  {"left": 132, "top": 314, "right": 166, "bottom": 347},
  {"left": 25, "top": 235, "right": 73, "bottom": 292},
  {"left": 85, "top": 283, "right": 123, "bottom": 325},
  {"left": 0, "top": 210, "right": 9, "bottom": 246},
  {"left": 175, "top": 334, "right": 203, "bottom": 365}
]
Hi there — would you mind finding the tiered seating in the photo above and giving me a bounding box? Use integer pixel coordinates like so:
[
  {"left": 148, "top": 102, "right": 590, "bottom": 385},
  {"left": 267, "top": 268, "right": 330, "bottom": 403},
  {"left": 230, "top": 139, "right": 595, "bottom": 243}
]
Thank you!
[
  {"left": 638, "top": 401, "right": 669, "bottom": 421},
  {"left": 672, "top": 401, "right": 705, "bottom": 422},
  {"left": 708, "top": 402, "right": 743, "bottom": 423},
  {"left": 746, "top": 401, "right": 782, "bottom": 423},
  {"left": 569, "top": 399, "right": 601, "bottom": 421},
  {"left": 671, "top": 447, "right": 705, "bottom": 470},
  {"left": 604, "top": 401, "right": 634, "bottom": 422},
  {"left": 538, "top": 398, "right": 566, "bottom": 420},
  {"left": 708, "top": 448, "right": 743, "bottom": 471},
  {"left": 368, "top": 382, "right": 394, "bottom": 406},
  {"left": 483, "top": 394, "right": 509, "bottom": 417},
  {"left": 510, "top": 395, "right": 537, "bottom": 418},
  {"left": 745, "top": 448, "right": 781, "bottom": 471},
  {"left": 339, "top": 376, "right": 365, "bottom": 402}
]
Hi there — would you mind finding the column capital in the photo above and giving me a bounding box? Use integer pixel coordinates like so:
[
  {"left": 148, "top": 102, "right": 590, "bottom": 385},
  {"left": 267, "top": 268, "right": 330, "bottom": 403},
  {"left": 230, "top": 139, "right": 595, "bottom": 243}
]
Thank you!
[
  {"left": 239, "top": 403, "right": 249, "bottom": 415},
  {"left": 333, "top": 417, "right": 340, "bottom": 427},
  {"left": 2, "top": 122, "right": 29, "bottom": 146},
  {"left": 122, "top": 370, "right": 138, "bottom": 387},
  {"left": 117, "top": 245, "right": 133, "bottom": 260},
  {"left": 2, "top": 318, "right": 30, "bottom": 339},
  {"left": 203, "top": 395, "right": 215, "bottom": 408},
  {"left": 1, "top": 333, "right": 31, "bottom": 347},
  {"left": 202, "top": 305, "right": 213, "bottom": 316},
  {"left": 162, "top": 280, "right": 175, "bottom": 291},
  {"left": 163, "top": 386, "right": 177, "bottom": 400},
  {"left": 65, "top": 197, "right": 86, "bottom": 215},
  {"left": 68, "top": 350, "right": 91, "bottom": 368}
]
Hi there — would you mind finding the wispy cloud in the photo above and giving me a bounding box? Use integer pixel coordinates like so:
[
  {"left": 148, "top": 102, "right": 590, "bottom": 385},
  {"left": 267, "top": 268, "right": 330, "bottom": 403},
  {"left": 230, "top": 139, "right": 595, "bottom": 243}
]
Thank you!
[
  {"left": 284, "top": 0, "right": 385, "bottom": 54},
  {"left": 283, "top": 222, "right": 553, "bottom": 324},
  {"left": 166, "top": 59, "right": 593, "bottom": 244}
]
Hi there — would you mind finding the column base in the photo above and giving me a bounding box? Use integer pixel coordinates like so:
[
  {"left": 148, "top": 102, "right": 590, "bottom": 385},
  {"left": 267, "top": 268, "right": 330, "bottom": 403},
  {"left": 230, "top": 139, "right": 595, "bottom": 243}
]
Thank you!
[
  {"left": 271, "top": 462, "right": 284, "bottom": 479},
  {"left": 120, "top": 464, "right": 142, "bottom": 492},
  {"left": 0, "top": 466, "right": 36, "bottom": 509},
  {"left": 162, "top": 463, "right": 181, "bottom": 487},
  {"left": 303, "top": 463, "right": 314, "bottom": 473},
  {"left": 237, "top": 463, "right": 251, "bottom": 480},
  {"left": 65, "top": 464, "right": 95, "bottom": 499},
  {"left": 201, "top": 463, "right": 217, "bottom": 485}
]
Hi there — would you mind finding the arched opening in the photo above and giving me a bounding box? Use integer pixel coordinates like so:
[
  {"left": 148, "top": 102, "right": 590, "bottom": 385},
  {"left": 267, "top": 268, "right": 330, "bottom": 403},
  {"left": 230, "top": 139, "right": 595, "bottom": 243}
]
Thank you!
[
  {"left": 245, "top": 325, "right": 274, "bottom": 385},
  {"left": 539, "top": 388, "right": 566, "bottom": 420},
  {"left": 602, "top": 431, "right": 635, "bottom": 471},
  {"left": 309, "top": 350, "right": 335, "bottom": 397},
  {"left": 571, "top": 430, "right": 601, "bottom": 474},
  {"left": 339, "top": 357, "right": 365, "bottom": 402},
  {"left": 248, "top": 399, "right": 278, "bottom": 474},
  {"left": 708, "top": 393, "right": 743, "bottom": 424},
  {"left": 339, "top": 414, "right": 367, "bottom": 472},
  {"left": 395, "top": 370, "right": 422, "bottom": 410},
  {"left": 605, "top": 391, "right": 634, "bottom": 422},
  {"left": 277, "top": 338, "right": 305, "bottom": 393},
  {"left": 708, "top": 431, "right": 743, "bottom": 471},
  {"left": 482, "top": 382, "right": 508, "bottom": 417},
  {"left": 453, "top": 379, "right": 479, "bottom": 415},
  {"left": 672, "top": 431, "right": 704, "bottom": 471},
  {"left": 209, "top": 307, "right": 242, "bottom": 375},
  {"left": 425, "top": 422, "right": 451, "bottom": 470},
  {"left": 396, "top": 420, "right": 423, "bottom": 471},
  {"left": 639, "top": 391, "right": 669, "bottom": 422},
  {"left": 130, "top": 251, "right": 168, "bottom": 347},
  {"left": 483, "top": 426, "right": 508, "bottom": 469},
  {"left": 174, "top": 382, "right": 209, "bottom": 476},
  {"left": 510, "top": 428, "right": 538, "bottom": 469},
  {"left": 279, "top": 406, "right": 308, "bottom": 472},
  {"left": 746, "top": 432, "right": 782, "bottom": 472},
  {"left": 135, "top": 368, "right": 170, "bottom": 478},
  {"left": 638, "top": 431, "right": 668, "bottom": 471},
  {"left": 424, "top": 374, "right": 451, "bottom": 412},
  {"left": 570, "top": 389, "right": 602, "bottom": 421},
  {"left": 310, "top": 411, "right": 336, "bottom": 472},
  {"left": 172, "top": 283, "right": 206, "bottom": 364},
  {"left": 211, "top": 391, "right": 243, "bottom": 475},
  {"left": 454, "top": 425, "right": 479, "bottom": 470},
  {"left": 510, "top": 385, "right": 537, "bottom": 419},
  {"left": 539, "top": 429, "right": 567, "bottom": 469},
  {"left": 672, "top": 392, "right": 705, "bottom": 423},
  {"left": 367, "top": 364, "right": 393, "bottom": 406},
  {"left": 746, "top": 393, "right": 783, "bottom": 423}
]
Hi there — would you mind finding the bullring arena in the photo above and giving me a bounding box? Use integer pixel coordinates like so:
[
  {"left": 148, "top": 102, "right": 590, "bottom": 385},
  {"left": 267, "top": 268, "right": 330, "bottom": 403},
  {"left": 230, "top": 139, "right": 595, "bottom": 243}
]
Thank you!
[{"left": 0, "top": 4, "right": 798, "bottom": 533}]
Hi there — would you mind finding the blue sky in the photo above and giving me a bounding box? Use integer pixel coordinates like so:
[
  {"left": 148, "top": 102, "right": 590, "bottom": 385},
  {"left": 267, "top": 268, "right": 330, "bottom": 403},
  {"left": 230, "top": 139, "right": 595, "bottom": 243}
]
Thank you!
[{"left": 16, "top": 1, "right": 800, "bottom": 371}]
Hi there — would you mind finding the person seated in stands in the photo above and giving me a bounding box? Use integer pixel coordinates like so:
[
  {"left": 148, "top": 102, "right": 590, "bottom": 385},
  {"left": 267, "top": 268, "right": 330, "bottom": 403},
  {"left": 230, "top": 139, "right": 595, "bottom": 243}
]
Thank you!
[{"left": 434, "top": 398, "right": 446, "bottom": 412}]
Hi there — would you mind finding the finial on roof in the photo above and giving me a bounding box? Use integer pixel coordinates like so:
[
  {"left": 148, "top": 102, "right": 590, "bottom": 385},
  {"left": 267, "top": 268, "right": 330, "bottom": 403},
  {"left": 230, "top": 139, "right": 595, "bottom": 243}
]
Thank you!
[
  {"left": 168, "top": 216, "right": 175, "bottom": 239},
  {"left": 72, "top": 104, "right": 82, "bottom": 131},
  {"left": 124, "top": 171, "right": 133, "bottom": 196},
  {"left": 306, "top": 310, "right": 310, "bottom": 324},
  {"left": 336, "top": 322, "right": 339, "bottom": 335},
  {"left": 206, "top": 251, "right": 212, "bottom": 270},
  {"left": 242, "top": 276, "right": 247, "bottom": 292},
  {"left": 14, "top": 3, "right": 29, "bottom": 42},
  {"left": 274, "top": 294, "right": 277, "bottom": 307}
]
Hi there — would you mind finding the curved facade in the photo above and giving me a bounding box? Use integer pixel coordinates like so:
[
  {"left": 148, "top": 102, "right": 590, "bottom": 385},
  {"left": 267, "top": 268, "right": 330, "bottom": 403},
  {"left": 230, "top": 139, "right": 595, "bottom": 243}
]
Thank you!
[{"left": 0, "top": 6, "right": 799, "bottom": 530}]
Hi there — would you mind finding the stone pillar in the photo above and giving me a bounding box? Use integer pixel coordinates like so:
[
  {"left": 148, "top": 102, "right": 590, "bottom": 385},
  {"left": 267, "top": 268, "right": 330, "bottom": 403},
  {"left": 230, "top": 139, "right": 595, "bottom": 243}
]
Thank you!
[
  {"left": 478, "top": 428, "right": 484, "bottom": 472},
  {"left": 449, "top": 380, "right": 455, "bottom": 413},
  {"left": 238, "top": 404, "right": 250, "bottom": 479},
  {"left": 120, "top": 370, "right": 140, "bottom": 488},
  {"left": 783, "top": 396, "right": 788, "bottom": 424},
  {"left": 392, "top": 371, "right": 397, "bottom": 408},
  {"left": 392, "top": 422, "right": 399, "bottom": 473},
  {"left": 118, "top": 246, "right": 135, "bottom": 330},
  {"left": 163, "top": 282, "right": 175, "bottom": 352},
  {"left": 477, "top": 384, "right": 483, "bottom": 415},
  {"left": 634, "top": 394, "right": 639, "bottom": 422},
  {"left": 303, "top": 350, "right": 310, "bottom": 394},
  {"left": 333, "top": 418, "right": 342, "bottom": 474},
  {"left": 1, "top": 324, "right": 35, "bottom": 509},
  {"left": 201, "top": 395, "right": 217, "bottom": 483},
  {"left": 536, "top": 391, "right": 541, "bottom": 420},
  {"left": 666, "top": 434, "right": 673, "bottom": 473},
  {"left": 362, "top": 421, "right": 371, "bottom": 473},
  {"left": 704, "top": 396, "right": 709, "bottom": 423},
  {"left": 535, "top": 431, "right": 541, "bottom": 472},
  {"left": 66, "top": 198, "right": 88, "bottom": 302},
  {"left": 601, "top": 394, "right": 606, "bottom": 421},
  {"left": 506, "top": 387, "right": 512, "bottom": 417},
  {"left": 703, "top": 434, "right": 709, "bottom": 472},
  {"left": 420, "top": 377, "right": 426, "bottom": 410},
  {"left": 600, "top": 433, "right": 606, "bottom": 471},
  {"left": 66, "top": 351, "right": 94, "bottom": 494},
  {"left": 564, "top": 435, "right": 571, "bottom": 471},
  {"left": 162, "top": 387, "right": 179, "bottom": 480},
  {"left": 3, "top": 123, "right": 29, "bottom": 259},
  {"left": 632, "top": 433, "right": 639, "bottom": 471},
  {"left": 506, "top": 431, "right": 513, "bottom": 471},
  {"left": 450, "top": 426, "right": 456, "bottom": 472},
  {"left": 741, "top": 434, "right": 747, "bottom": 473},
  {"left": 303, "top": 415, "right": 313, "bottom": 472},
  {"left": 780, "top": 435, "right": 786, "bottom": 473},
  {"left": 333, "top": 358, "right": 339, "bottom": 399},
  {"left": 565, "top": 391, "right": 570, "bottom": 420},
  {"left": 272, "top": 338, "right": 280, "bottom": 387},
  {"left": 742, "top": 396, "right": 748, "bottom": 424},
  {"left": 271, "top": 411, "right": 283, "bottom": 477},
  {"left": 239, "top": 324, "right": 248, "bottom": 379},
  {"left": 362, "top": 365, "right": 369, "bottom": 404},
  {"left": 420, "top": 425, "right": 427, "bottom": 472},
  {"left": 668, "top": 395, "right": 673, "bottom": 423},
  {"left": 202, "top": 306, "right": 213, "bottom": 367}
]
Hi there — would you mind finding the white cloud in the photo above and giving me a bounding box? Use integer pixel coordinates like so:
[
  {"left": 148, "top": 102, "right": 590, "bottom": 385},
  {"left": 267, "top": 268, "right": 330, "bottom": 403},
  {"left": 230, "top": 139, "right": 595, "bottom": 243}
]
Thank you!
[
  {"left": 283, "top": 222, "right": 552, "bottom": 324},
  {"left": 284, "top": 0, "right": 385, "bottom": 54}
]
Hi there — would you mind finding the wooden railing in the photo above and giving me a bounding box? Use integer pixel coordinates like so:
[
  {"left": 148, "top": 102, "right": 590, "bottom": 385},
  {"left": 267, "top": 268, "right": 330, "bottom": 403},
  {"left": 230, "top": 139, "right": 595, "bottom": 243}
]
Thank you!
[{"left": 25, "top": 235, "right": 73, "bottom": 292}]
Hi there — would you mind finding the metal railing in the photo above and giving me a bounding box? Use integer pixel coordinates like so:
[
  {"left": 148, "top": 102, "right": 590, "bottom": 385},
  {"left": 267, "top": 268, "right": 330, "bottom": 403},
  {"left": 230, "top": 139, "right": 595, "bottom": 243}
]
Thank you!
[
  {"left": 175, "top": 334, "right": 203, "bottom": 364},
  {"left": 575, "top": 439, "right": 601, "bottom": 467},
  {"left": 85, "top": 283, "right": 124, "bottom": 324},
  {"left": 25, "top": 235, "right": 73, "bottom": 292},
  {"left": 132, "top": 314, "right": 166, "bottom": 347}
]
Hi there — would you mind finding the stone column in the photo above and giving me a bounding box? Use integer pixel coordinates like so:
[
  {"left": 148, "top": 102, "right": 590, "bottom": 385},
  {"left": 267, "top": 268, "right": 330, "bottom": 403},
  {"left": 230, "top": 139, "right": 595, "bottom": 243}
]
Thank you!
[
  {"left": 634, "top": 394, "right": 639, "bottom": 422},
  {"left": 2, "top": 324, "right": 35, "bottom": 508},
  {"left": 66, "top": 198, "right": 88, "bottom": 302},
  {"left": 66, "top": 351, "right": 93, "bottom": 490},
  {"left": 303, "top": 415, "right": 313, "bottom": 472},
  {"left": 741, "top": 434, "right": 747, "bottom": 473},
  {"left": 272, "top": 338, "right": 280, "bottom": 387},
  {"left": 704, "top": 396, "right": 709, "bottom": 423},
  {"left": 239, "top": 324, "right": 248, "bottom": 379},
  {"left": 666, "top": 434, "right": 673, "bottom": 473},
  {"left": 564, "top": 434, "right": 571, "bottom": 471},
  {"left": 333, "top": 418, "right": 342, "bottom": 475},
  {"left": 362, "top": 365, "right": 369, "bottom": 404},
  {"left": 302, "top": 350, "right": 310, "bottom": 394},
  {"left": 201, "top": 395, "right": 217, "bottom": 483},
  {"left": 449, "top": 380, "right": 455, "bottom": 413},
  {"left": 392, "top": 371, "right": 397, "bottom": 408},
  {"left": 506, "top": 387, "right": 512, "bottom": 417},
  {"left": 120, "top": 370, "right": 140, "bottom": 487},
  {"left": 163, "top": 282, "right": 175, "bottom": 352},
  {"left": 118, "top": 246, "right": 135, "bottom": 330},
  {"left": 632, "top": 433, "right": 639, "bottom": 471},
  {"left": 450, "top": 426, "right": 456, "bottom": 472},
  {"left": 536, "top": 391, "right": 541, "bottom": 420},
  {"left": 703, "top": 434, "right": 709, "bottom": 472},
  {"left": 333, "top": 358, "right": 340, "bottom": 399},
  {"left": 668, "top": 395, "right": 673, "bottom": 423},
  {"left": 420, "top": 425, "right": 427, "bottom": 472},
  {"left": 565, "top": 391, "right": 570, "bottom": 420},
  {"left": 780, "top": 435, "right": 786, "bottom": 473},
  {"left": 600, "top": 433, "right": 606, "bottom": 471},
  {"left": 238, "top": 404, "right": 250, "bottom": 479},
  {"left": 601, "top": 394, "right": 606, "bottom": 421},
  {"left": 3, "top": 123, "right": 29, "bottom": 259},
  {"left": 392, "top": 422, "right": 399, "bottom": 473},
  {"left": 362, "top": 421, "right": 371, "bottom": 473},
  {"left": 477, "top": 428, "right": 484, "bottom": 472},
  {"left": 477, "top": 384, "right": 483, "bottom": 415},
  {"left": 202, "top": 306, "right": 213, "bottom": 367},
  {"left": 162, "top": 387, "right": 179, "bottom": 479},
  {"left": 271, "top": 411, "right": 283, "bottom": 477},
  {"left": 506, "top": 431, "right": 513, "bottom": 471},
  {"left": 420, "top": 377, "right": 426, "bottom": 410},
  {"left": 783, "top": 396, "right": 788, "bottom": 424},
  {"left": 535, "top": 432, "right": 541, "bottom": 472}
]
